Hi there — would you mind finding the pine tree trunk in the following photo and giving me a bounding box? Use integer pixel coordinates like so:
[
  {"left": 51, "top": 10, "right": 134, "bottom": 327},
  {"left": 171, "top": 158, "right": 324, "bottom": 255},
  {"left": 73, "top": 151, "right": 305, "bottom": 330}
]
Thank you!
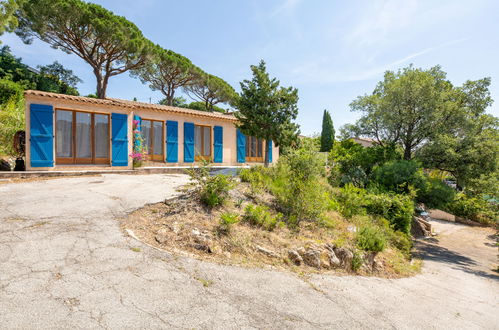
[{"left": 264, "top": 141, "right": 269, "bottom": 167}]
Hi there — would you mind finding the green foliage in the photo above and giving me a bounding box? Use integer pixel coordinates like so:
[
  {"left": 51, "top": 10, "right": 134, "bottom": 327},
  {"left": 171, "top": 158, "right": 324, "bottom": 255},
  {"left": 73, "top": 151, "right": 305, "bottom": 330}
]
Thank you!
[
  {"left": 445, "top": 193, "right": 498, "bottom": 225},
  {"left": 16, "top": 0, "right": 153, "bottom": 98},
  {"left": 239, "top": 165, "right": 269, "bottom": 194},
  {"left": 187, "top": 162, "right": 235, "bottom": 208},
  {"left": 363, "top": 192, "right": 414, "bottom": 234},
  {"left": 243, "top": 204, "right": 283, "bottom": 231},
  {"left": 0, "top": 46, "right": 79, "bottom": 95},
  {"left": 185, "top": 101, "right": 226, "bottom": 113},
  {"left": 351, "top": 251, "right": 363, "bottom": 271},
  {"left": 0, "top": 78, "right": 23, "bottom": 104},
  {"left": 184, "top": 73, "right": 236, "bottom": 110},
  {"left": 320, "top": 109, "right": 334, "bottom": 152},
  {"left": 217, "top": 212, "right": 240, "bottom": 235},
  {"left": 272, "top": 148, "right": 329, "bottom": 225},
  {"left": 334, "top": 184, "right": 367, "bottom": 218},
  {"left": 387, "top": 230, "right": 413, "bottom": 259},
  {"left": 329, "top": 139, "right": 401, "bottom": 187},
  {"left": 372, "top": 160, "right": 424, "bottom": 194},
  {"left": 349, "top": 65, "right": 490, "bottom": 160},
  {"left": 357, "top": 226, "right": 386, "bottom": 253},
  {"left": 132, "top": 46, "right": 201, "bottom": 106},
  {"left": 0, "top": 0, "right": 22, "bottom": 39},
  {"left": 235, "top": 60, "right": 300, "bottom": 166},
  {"left": 417, "top": 177, "right": 456, "bottom": 209},
  {"left": 0, "top": 97, "right": 24, "bottom": 156}
]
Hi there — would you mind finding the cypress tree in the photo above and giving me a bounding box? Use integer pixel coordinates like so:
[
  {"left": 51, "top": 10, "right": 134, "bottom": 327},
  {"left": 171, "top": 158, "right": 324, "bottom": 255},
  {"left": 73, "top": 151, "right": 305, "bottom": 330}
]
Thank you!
[{"left": 320, "top": 109, "right": 335, "bottom": 152}]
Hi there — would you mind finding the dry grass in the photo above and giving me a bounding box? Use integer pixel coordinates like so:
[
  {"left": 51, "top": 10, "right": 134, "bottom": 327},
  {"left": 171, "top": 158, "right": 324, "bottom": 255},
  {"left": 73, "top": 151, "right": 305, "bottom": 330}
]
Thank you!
[{"left": 121, "top": 183, "right": 418, "bottom": 278}]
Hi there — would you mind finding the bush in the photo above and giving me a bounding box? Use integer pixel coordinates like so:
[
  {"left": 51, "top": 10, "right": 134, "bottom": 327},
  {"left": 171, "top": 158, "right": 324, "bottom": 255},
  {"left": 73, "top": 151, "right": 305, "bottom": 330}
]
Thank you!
[
  {"left": 243, "top": 204, "right": 283, "bottom": 231},
  {"left": 388, "top": 230, "right": 413, "bottom": 258},
  {"left": 217, "top": 212, "right": 240, "bottom": 235},
  {"left": 266, "top": 148, "right": 329, "bottom": 225},
  {"left": 445, "top": 193, "right": 498, "bottom": 225},
  {"left": 417, "top": 177, "right": 456, "bottom": 209},
  {"left": 334, "top": 184, "right": 366, "bottom": 218},
  {"left": 239, "top": 166, "right": 269, "bottom": 194},
  {"left": 357, "top": 226, "right": 386, "bottom": 252},
  {"left": 0, "top": 97, "right": 24, "bottom": 156},
  {"left": 372, "top": 160, "right": 425, "bottom": 194},
  {"left": 0, "top": 79, "right": 23, "bottom": 104},
  {"left": 187, "top": 163, "right": 235, "bottom": 208},
  {"left": 364, "top": 192, "right": 414, "bottom": 234}
]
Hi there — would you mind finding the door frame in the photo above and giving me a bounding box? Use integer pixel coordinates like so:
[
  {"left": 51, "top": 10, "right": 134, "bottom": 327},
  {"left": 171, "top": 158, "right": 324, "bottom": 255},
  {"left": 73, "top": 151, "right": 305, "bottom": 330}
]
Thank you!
[
  {"left": 194, "top": 124, "right": 212, "bottom": 162},
  {"left": 55, "top": 108, "right": 111, "bottom": 165}
]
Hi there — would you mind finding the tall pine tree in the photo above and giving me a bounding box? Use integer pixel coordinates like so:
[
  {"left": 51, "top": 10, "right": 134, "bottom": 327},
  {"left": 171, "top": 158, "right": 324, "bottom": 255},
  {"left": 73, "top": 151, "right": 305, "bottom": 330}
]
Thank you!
[{"left": 320, "top": 109, "right": 335, "bottom": 152}]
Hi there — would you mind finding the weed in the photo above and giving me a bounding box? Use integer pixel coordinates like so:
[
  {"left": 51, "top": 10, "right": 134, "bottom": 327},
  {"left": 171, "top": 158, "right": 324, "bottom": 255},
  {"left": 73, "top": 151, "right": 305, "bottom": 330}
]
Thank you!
[
  {"left": 243, "top": 204, "right": 283, "bottom": 231},
  {"left": 130, "top": 247, "right": 141, "bottom": 252},
  {"left": 217, "top": 212, "right": 240, "bottom": 235}
]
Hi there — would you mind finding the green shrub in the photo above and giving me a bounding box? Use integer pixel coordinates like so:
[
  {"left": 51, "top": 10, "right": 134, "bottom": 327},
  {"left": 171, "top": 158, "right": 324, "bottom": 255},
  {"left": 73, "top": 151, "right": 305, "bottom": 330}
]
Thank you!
[
  {"left": 243, "top": 204, "right": 283, "bottom": 231},
  {"left": 0, "top": 79, "right": 23, "bottom": 104},
  {"left": 372, "top": 160, "right": 425, "bottom": 194},
  {"left": 239, "top": 166, "right": 269, "bottom": 194},
  {"left": 351, "top": 251, "right": 363, "bottom": 271},
  {"left": 0, "top": 97, "right": 24, "bottom": 156},
  {"left": 187, "top": 163, "right": 235, "bottom": 208},
  {"left": 417, "top": 177, "right": 456, "bottom": 209},
  {"left": 217, "top": 212, "right": 240, "bottom": 235},
  {"left": 334, "top": 184, "right": 366, "bottom": 218},
  {"left": 445, "top": 193, "right": 498, "bottom": 225},
  {"left": 357, "top": 226, "right": 386, "bottom": 252},
  {"left": 388, "top": 230, "right": 413, "bottom": 258},
  {"left": 364, "top": 192, "right": 414, "bottom": 234},
  {"left": 271, "top": 148, "right": 329, "bottom": 224}
]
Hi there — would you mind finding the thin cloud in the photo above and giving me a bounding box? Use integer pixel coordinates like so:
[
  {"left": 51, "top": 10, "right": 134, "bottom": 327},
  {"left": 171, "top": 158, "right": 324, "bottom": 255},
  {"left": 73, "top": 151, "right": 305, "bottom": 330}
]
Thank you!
[
  {"left": 291, "top": 38, "right": 469, "bottom": 84},
  {"left": 270, "top": 0, "right": 302, "bottom": 17}
]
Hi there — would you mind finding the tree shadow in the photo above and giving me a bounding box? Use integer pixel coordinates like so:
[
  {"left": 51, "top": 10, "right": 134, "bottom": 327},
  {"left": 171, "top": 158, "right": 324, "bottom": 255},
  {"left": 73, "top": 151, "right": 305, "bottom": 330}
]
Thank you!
[
  {"left": 414, "top": 240, "right": 498, "bottom": 281},
  {"left": 484, "top": 234, "right": 498, "bottom": 248}
]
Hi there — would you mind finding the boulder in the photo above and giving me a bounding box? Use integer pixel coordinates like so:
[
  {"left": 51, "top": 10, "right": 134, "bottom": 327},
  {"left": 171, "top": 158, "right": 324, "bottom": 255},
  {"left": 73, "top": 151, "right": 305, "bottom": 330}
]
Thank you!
[
  {"left": 327, "top": 250, "right": 341, "bottom": 268},
  {"left": 411, "top": 216, "right": 432, "bottom": 237},
  {"left": 333, "top": 247, "right": 354, "bottom": 269},
  {"left": 301, "top": 248, "right": 321, "bottom": 268},
  {"left": 155, "top": 228, "right": 169, "bottom": 244},
  {"left": 256, "top": 245, "right": 279, "bottom": 258},
  {"left": 191, "top": 228, "right": 212, "bottom": 244},
  {"left": 288, "top": 250, "right": 303, "bottom": 266}
]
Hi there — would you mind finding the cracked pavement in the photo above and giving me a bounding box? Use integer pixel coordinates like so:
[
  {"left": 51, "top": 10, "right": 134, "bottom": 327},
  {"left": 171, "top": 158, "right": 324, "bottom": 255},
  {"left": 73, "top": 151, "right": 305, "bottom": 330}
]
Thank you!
[{"left": 1, "top": 174, "right": 498, "bottom": 329}]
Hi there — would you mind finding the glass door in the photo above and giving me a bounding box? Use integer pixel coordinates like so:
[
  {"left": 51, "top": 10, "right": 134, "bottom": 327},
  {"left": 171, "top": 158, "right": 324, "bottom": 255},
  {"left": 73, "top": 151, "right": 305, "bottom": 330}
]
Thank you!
[
  {"left": 140, "top": 119, "right": 164, "bottom": 162},
  {"left": 195, "top": 125, "right": 212, "bottom": 161},
  {"left": 245, "top": 136, "right": 264, "bottom": 162},
  {"left": 55, "top": 109, "right": 110, "bottom": 165}
]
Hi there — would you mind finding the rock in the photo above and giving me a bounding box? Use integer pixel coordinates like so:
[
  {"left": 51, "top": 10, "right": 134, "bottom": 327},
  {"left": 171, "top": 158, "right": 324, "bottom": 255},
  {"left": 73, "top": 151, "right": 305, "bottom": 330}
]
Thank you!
[
  {"left": 288, "top": 250, "right": 303, "bottom": 266},
  {"left": 301, "top": 248, "right": 321, "bottom": 268},
  {"left": 361, "top": 252, "right": 376, "bottom": 271},
  {"left": 169, "top": 222, "right": 181, "bottom": 234},
  {"left": 333, "top": 247, "right": 354, "bottom": 269},
  {"left": 346, "top": 225, "right": 357, "bottom": 233},
  {"left": 373, "top": 259, "right": 383, "bottom": 272},
  {"left": 192, "top": 243, "right": 212, "bottom": 253},
  {"left": 191, "top": 228, "right": 211, "bottom": 244},
  {"left": 327, "top": 250, "right": 341, "bottom": 268},
  {"left": 155, "top": 228, "right": 169, "bottom": 244},
  {"left": 0, "top": 159, "right": 11, "bottom": 171},
  {"left": 411, "top": 216, "right": 432, "bottom": 237},
  {"left": 256, "top": 245, "right": 279, "bottom": 258}
]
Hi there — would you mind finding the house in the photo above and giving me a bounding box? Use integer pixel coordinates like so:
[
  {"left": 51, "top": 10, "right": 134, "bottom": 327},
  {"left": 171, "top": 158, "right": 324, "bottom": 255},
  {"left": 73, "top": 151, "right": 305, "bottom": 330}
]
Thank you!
[
  {"left": 352, "top": 137, "right": 377, "bottom": 148},
  {"left": 24, "top": 90, "right": 278, "bottom": 171}
]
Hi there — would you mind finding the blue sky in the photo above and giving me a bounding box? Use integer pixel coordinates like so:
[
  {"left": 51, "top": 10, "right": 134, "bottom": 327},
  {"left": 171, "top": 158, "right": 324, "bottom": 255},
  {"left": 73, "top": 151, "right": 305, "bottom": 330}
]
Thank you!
[{"left": 2, "top": 0, "right": 498, "bottom": 135}]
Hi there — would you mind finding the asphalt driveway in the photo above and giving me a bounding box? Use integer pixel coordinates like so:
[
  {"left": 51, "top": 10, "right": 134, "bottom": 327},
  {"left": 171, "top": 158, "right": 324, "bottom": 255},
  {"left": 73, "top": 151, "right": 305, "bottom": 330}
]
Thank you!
[{"left": 0, "top": 174, "right": 497, "bottom": 329}]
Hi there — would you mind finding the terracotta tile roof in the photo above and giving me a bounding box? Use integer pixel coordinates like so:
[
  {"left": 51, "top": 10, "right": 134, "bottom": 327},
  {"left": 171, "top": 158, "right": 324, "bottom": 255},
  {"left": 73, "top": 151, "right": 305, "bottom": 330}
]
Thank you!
[{"left": 24, "top": 90, "right": 238, "bottom": 122}]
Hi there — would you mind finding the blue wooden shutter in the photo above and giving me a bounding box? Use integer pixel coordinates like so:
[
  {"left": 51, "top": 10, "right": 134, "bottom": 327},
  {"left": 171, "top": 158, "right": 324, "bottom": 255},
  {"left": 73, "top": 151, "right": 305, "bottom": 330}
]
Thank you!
[
  {"left": 166, "top": 120, "right": 178, "bottom": 162},
  {"left": 236, "top": 129, "right": 246, "bottom": 163},
  {"left": 111, "top": 113, "right": 128, "bottom": 166},
  {"left": 213, "top": 126, "right": 223, "bottom": 163},
  {"left": 267, "top": 139, "right": 273, "bottom": 163},
  {"left": 184, "top": 122, "right": 194, "bottom": 163},
  {"left": 30, "top": 104, "right": 54, "bottom": 167}
]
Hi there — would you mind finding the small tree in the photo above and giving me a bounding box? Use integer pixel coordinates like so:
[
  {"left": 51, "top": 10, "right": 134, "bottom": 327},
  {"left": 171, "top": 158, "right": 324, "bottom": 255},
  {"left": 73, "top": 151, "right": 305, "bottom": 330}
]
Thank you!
[
  {"left": 16, "top": 0, "right": 152, "bottom": 98},
  {"left": 132, "top": 46, "right": 201, "bottom": 106},
  {"left": 320, "top": 109, "right": 334, "bottom": 152},
  {"left": 235, "top": 60, "right": 299, "bottom": 166},
  {"left": 184, "top": 74, "right": 236, "bottom": 111}
]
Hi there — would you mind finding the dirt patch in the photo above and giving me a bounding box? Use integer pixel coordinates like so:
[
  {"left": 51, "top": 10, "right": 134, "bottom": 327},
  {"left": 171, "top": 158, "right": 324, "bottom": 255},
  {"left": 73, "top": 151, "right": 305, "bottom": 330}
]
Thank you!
[{"left": 121, "top": 183, "right": 419, "bottom": 278}]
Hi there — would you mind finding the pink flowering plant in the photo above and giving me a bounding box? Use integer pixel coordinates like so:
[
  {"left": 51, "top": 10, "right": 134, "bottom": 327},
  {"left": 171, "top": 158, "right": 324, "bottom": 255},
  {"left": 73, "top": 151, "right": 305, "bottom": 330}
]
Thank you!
[{"left": 130, "top": 119, "right": 147, "bottom": 167}]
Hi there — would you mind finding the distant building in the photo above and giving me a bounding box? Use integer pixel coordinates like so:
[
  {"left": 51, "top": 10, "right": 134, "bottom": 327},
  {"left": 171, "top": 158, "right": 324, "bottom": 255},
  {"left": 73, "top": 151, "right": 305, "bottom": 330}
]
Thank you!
[{"left": 352, "top": 137, "right": 377, "bottom": 147}]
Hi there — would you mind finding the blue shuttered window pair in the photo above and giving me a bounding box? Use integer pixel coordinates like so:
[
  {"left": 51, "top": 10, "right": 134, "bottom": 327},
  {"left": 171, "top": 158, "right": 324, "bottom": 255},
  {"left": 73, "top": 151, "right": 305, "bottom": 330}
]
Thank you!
[{"left": 236, "top": 129, "right": 272, "bottom": 164}]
